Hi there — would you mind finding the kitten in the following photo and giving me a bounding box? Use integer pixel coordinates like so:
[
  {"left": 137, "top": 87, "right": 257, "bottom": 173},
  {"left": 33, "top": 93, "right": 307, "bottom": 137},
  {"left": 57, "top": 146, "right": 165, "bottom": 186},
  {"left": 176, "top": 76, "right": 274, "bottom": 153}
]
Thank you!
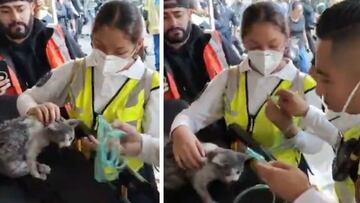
[
  {"left": 164, "top": 142, "right": 250, "bottom": 203},
  {"left": 0, "top": 116, "right": 80, "bottom": 180}
]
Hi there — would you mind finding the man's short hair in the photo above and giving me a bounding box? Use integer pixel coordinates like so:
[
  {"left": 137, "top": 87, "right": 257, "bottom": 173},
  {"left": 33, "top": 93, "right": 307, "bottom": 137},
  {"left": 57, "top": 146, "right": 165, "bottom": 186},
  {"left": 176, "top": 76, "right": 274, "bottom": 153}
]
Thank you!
[{"left": 317, "top": 0, "right": 360, "bottom": 50}]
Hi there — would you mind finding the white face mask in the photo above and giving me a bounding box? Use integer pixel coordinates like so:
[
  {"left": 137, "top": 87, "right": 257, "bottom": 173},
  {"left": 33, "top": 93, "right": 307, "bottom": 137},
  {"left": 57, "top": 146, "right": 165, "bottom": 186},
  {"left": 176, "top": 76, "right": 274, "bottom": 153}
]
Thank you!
[
  {"left": 322, "top": 80, "right": 360, "bottom": 117},
  {"left": 341, "top": 80, "right": 360, "bottom": 114},
  {"left": 320, "top": 95, "right": 328, "bottom": 113},
  {"left": 90, "top": 48, "right": 135, "bottom": 76},
  {"left": 248, "top": 50, "right": 283, "bottom": 76}
]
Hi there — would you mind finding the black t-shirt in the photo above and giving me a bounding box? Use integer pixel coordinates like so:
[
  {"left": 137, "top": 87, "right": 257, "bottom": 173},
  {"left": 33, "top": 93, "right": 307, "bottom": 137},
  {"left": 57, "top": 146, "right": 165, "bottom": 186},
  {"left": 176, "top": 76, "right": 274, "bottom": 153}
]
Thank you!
[{"left": 289, "top": 16, "right": 306, "bottom": 48}]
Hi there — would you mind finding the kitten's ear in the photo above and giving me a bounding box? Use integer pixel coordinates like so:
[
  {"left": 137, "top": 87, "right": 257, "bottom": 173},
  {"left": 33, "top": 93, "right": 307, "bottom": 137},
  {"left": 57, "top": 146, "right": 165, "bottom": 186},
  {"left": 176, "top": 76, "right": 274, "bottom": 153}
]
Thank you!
[
  {"left": 211, "top": 152, "right": 227, "bottom": 167},
  {"left": 66, "top": 119, "right": 82, "bottom": 128},
  {"left": 47, "top": 122, "right": 60, "bottom": 131},
  {"left": 207, "top": 151, "right": 217, "bottom": 161},
  {"left": 237, "top": 153, "right": 251, "bottom": 164}
]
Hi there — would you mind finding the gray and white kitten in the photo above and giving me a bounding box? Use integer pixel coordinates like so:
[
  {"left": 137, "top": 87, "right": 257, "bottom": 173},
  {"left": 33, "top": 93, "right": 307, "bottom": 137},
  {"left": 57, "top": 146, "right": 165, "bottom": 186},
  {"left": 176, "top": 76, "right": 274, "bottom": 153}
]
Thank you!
[
  {"left": 0, "top": 116, "right": 80, "bottom": 180},
  {"left": 165, "top": 142, "right": 250, "bottom": 203}
]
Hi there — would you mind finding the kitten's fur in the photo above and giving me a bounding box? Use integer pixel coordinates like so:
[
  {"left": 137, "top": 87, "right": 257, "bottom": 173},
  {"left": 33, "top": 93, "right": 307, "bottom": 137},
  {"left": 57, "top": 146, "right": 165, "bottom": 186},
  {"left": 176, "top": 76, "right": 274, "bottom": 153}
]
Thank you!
[
  {"left": 165, "top": 142, "right": 250, "bottom": 203},
  {"left": 0, "top": 116, "right": 80, "bottom": 180}
]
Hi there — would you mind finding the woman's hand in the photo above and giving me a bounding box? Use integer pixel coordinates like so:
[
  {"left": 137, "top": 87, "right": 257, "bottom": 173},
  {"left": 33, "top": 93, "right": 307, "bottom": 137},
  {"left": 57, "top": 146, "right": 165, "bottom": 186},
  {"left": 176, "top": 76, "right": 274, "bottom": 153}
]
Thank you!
[
  {"left": 172, "top": 125, "right": 205, "bottom": 170},
  {"left": 26, "top": 102, "right": 61, "bottom": 125},
  {"left": 81, "top": 135, "right": 99, "bottom": 151},
  {"left": 112, "top": 121, "right": 142, "bottom": 156}
]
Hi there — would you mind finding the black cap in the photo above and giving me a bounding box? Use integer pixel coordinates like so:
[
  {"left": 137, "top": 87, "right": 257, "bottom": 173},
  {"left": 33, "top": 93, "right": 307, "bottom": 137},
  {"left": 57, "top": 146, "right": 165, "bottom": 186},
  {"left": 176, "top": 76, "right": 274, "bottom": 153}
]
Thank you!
[
  {"left": 0, "top": 0, "right": 33, "bottom": 5},
  {"left": 164, "top": 0, "right": 191, "bottom": 9}
]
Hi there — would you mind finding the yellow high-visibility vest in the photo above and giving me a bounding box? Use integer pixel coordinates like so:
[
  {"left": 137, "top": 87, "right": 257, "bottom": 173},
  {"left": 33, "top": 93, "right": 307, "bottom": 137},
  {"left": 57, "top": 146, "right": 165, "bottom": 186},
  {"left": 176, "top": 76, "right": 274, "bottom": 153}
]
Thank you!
[
  {"left": 224, "top": 68, "right": 317, "bottom": 166},
  {"left": 67, "top": 59, "right": 160, "bottom": 172},
  {"left": 335, "top": 126, "right": 360, "bottom": 203}
]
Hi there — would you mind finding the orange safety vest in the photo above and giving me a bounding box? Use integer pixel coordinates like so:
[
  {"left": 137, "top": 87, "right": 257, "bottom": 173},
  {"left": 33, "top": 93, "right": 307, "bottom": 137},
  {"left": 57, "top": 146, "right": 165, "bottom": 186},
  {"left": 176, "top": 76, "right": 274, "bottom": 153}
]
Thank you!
[
  {"left": 0, "top": 25, "right": 71, "bottom": 96},
  {"left": 164, "top": 31, "right": 228, "bottom": 100}
]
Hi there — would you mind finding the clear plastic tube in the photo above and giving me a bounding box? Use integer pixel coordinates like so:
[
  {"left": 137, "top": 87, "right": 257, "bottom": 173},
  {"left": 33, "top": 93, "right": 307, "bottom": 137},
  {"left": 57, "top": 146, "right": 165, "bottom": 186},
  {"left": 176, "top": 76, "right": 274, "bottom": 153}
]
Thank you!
[{"left": 233, "top": 184, "right": 278, "bottom": 203}]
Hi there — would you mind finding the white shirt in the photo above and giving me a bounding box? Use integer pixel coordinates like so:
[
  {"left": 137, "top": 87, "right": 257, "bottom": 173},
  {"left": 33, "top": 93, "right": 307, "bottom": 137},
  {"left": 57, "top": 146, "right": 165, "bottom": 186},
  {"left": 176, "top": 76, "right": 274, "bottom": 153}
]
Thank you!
[
  {"left": 294, "top": 188, "right": 338, "bottom": 203},
  {"left": 294, "top": 106, "right": 360, "bottom": 203},
  {"left": 17, "top": 53, "right": 159, "bottom": 166},
  {"left": 294, "top": 106, "right": 360, "bottom": 151},
  {"left": 171, "top": 58, "right": 324, "bottom": 153}
]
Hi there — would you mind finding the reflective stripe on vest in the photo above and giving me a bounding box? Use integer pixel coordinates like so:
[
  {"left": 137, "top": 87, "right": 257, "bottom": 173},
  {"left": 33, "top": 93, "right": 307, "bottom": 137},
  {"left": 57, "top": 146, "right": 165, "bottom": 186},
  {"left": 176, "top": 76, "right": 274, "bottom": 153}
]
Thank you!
[
  {"left": 67, "top": 63, "right": 160, "bottom": 172},
  {"left": 335, "top": 126, "right": 360, "bottom": 203},
  {"left": 203, "top": 31, "right": 227, "bottom": 78},
  {"left": 46, "top": 25, "right": 71, "bottom": 69},
  {"left": 165, "top": 71, "right": 180, "bottom": 100},
  {"left": 223, "top": 68, "right": 317, "bottom": 166},
  {"left": 0, "top": 25, "right": 69, "bottom": 96},
  {"left": 164, "top": 58, "right": 180, "bottom": 100}
]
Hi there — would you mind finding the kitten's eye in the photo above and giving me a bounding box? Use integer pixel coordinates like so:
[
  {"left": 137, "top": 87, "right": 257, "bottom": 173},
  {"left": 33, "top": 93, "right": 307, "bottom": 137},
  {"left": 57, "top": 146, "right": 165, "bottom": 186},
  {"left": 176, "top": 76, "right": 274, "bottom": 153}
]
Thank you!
[{"left": 236, "top": 170, "right": 240, "bottom": 174}]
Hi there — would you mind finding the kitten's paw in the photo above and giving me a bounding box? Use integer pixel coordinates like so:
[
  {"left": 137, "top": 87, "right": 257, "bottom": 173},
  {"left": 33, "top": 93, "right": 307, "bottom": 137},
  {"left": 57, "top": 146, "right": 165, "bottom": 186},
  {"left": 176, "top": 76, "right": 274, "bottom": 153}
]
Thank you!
[
  {"left": 31, "top": 170, "right": 46, "bottom": 180},
  {"left": 37, "top": 173, "right": 47, "bottom": 181},
  {"left": 203, "top": 198, "right": 216, "bottom": 203},
  {"left": 37, "top": 163, "right": 51, "bottom": 174}
]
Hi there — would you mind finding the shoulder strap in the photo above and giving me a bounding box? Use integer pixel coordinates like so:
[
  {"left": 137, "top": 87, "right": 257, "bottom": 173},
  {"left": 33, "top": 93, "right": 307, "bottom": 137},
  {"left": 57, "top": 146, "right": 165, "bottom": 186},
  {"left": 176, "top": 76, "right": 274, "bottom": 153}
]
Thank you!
[
  {"left": 66, "top": 58, "right": 86, "bottom": 104},
  {"left": 225, "top": 67, "right": 241, "bottom": 102},
  {"left": 143, "top": 68, "right": 154, "bottom": 102},
  {"left": 71, "top": 58, "right": 86, "bottom": 85}
]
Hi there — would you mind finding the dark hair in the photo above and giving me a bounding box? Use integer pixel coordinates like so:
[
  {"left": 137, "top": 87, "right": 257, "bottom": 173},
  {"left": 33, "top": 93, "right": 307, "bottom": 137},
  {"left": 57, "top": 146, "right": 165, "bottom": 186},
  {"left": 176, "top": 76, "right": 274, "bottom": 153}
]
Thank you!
[
  {"left": 241, "top": 2, "right": 289, "bottom": 39},
  {"left": 93, "top": 0, "right": 143, "bottom": 43},
  {"left": 317, "top": 0, "right": 360, "bottom": 50}
]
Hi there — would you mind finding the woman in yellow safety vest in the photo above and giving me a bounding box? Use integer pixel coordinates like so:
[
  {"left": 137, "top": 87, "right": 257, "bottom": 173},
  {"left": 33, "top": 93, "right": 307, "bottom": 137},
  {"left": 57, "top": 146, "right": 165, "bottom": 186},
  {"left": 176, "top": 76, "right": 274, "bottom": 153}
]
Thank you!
[
  {"left": 17, "top": 1, "right": 159, "bottom": 202},
  {"left": 171, "top": 1, "right": 323, "bottom": 173}
]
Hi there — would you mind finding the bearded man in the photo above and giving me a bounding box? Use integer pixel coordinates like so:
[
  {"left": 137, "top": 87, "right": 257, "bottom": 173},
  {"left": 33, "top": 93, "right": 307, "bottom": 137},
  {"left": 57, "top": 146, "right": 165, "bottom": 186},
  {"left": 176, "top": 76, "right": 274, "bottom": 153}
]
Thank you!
[
  {"left": 0, "top": 0, "right": 83, "bottom": 121},
  {"left": 164, "top": 0, "right": 241, "bottom": 102}
]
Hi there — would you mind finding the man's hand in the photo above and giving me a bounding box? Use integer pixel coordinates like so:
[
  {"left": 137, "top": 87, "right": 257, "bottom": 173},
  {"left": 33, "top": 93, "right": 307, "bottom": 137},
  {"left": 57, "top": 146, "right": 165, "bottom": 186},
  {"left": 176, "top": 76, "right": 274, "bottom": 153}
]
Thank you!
[
  {"left": 276, "top": 90, "right": 309, "bottom": 117},
  {"left": 0, "top": 76, "right": 10, "bottom": 96},
  {"left": 254, "top": 161, "right": 311, "bottom": 202},
  {"left": 172, "top": 126, "right": 206, "bottom": 170},
  {"left": 265, "top": 99, "right": 299, "bottom": 138}
]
